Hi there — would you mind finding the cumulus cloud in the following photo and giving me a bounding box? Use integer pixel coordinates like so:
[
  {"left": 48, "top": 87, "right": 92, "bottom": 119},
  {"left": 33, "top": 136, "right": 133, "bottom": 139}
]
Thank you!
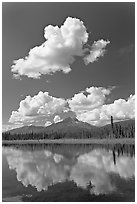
[
  {"left": 68, "top": 86, "right": 112, "bottom": 114},
  {"left": 84, "top": 39, "right": 110, "bottom": 64},
  {"left": 77, "top": 94, "right": 135, "bottom": 126},
  {"left": 53, "top": 115, "right": 63, "bottom": 123},
  {"left": 67, "top": 86, "right": 135, "bottom": 126},
  {"left": 9, "top": 86, "right": 135, "bottom": 126},
  {"left": 45, "top": 121, "right": 52, "bottom": 127},
  {"left": 11, "top": 17, "right": 110, "bottom": 79},
  {"left": 9, "top": 91, "right": 67, "bottom": 124}
]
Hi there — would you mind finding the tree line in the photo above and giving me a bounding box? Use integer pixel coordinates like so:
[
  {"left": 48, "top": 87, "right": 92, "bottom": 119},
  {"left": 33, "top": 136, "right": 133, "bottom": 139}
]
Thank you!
[{"left": 2, "top": 117, "right": 135, "bottom": 140}]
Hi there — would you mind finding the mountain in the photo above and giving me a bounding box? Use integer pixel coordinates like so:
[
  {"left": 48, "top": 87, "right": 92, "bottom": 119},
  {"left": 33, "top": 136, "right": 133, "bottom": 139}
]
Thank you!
[
  {"left": 5, "top": 117, "right": 97, "bottom": 135},
  {"left": 5, "top": 125, "right": 45, "bottom": 135},
  {"left": 45, "top": 117, "right": 98, "bottom": 134},
  {"left": 3, "top": 118, "right": 135, "bottom": 140},
  {"left": 101, "top": 119, "right": 135, "bottom": 130}
]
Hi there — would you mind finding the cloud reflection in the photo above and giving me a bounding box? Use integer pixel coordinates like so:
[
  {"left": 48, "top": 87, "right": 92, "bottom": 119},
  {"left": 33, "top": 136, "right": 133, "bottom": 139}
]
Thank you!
[
  {"left": 4, "top": 148, "right": 73, "bottom": 192},
  {"left": 70, "top": 149, "right": 134, "bottom": 195},
  {"left": 3, "top": 147, "right": 135, "bottom": 194}
]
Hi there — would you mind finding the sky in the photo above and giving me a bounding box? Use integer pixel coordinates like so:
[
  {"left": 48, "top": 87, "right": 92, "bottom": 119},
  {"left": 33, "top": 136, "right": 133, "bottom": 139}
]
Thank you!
[{"left": 2, "top": 2, "right": 135, "bottom": 131}]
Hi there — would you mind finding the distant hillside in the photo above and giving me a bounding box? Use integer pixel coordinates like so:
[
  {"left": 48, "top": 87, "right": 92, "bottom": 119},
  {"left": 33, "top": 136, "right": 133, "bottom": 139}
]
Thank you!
[
  {"left": 4, "top": 117, "right": 98, "bottom": 138},
  {"left": 3, "top": 118, "right": 135, "bottom": 140},
  {"left": 99, "top": 119, "right": 135, "bottom": 139},
  {"left": 5, "top": 125, "right": 45, "bottom": 135},
  {"left": 102, "top": 119, "right": 135, "bottom": 129},
  {"left": 100, "top": 120, "right": 135, "bottom": 130}
]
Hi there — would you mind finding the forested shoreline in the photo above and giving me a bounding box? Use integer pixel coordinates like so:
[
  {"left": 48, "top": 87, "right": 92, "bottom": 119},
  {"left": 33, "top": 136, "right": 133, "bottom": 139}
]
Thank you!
[{"left": 2, "top": 117, "right": 135, "bottom": 141}]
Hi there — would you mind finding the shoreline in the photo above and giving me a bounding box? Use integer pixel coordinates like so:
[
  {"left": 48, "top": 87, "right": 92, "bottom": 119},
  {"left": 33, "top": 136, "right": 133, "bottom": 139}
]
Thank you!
[{"left": 2, "top": 138, "right": 135, "bottom": 145}]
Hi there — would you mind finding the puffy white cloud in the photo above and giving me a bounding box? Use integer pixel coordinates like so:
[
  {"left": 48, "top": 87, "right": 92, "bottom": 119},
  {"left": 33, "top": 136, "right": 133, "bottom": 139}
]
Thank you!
[
  {"left": 101, "top": 94, "right": 135, "bottom": 120},
  {"left": 77, "top": 94, "right": 135, "bottom": 126},
  {"left": 67, "top": 86, "right": 134, "bottom": 126},
  {"left": 9, "top": 91, "right": 67, "bottom": 124},
  {"left": 45, "top": 121, "right": 52, "bottom": 127},
  {"left": 53, "top": 115, "right": 63, "bottom": 123},
  {"left": 68, "top": 86, "right": 111, "bottom": 114},
  {"left": 9, "top": 86, "right": 135, "bottom": 127},
  {"left": 11, "top": 17, "right": 110, "bottom": 79},
  {"left": 84, "top": 39, "right": 110, "bottom": 64}
]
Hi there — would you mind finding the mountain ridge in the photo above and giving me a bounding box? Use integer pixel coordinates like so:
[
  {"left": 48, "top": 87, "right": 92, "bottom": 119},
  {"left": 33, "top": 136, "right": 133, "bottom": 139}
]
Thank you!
[
  {"left": 4, "top": 117, "right": 135, "bottom": 136},
  {"left": 4, "top": 117, "right": 97, "bottom": 135}
]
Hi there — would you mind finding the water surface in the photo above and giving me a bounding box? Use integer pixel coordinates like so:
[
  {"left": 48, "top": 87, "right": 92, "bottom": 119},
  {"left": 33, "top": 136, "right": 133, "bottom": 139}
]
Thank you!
[{"left": 2, "top": 143, "right": 135, "bottom": 202}]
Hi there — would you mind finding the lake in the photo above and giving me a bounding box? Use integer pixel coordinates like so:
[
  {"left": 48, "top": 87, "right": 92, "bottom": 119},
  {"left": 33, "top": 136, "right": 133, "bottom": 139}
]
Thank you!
[{"left": 2, "top": 143, "right": 135, "bottom": 202}]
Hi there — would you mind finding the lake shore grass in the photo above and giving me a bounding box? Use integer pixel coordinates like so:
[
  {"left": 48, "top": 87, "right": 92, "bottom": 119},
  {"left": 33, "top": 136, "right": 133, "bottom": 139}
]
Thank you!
[{"left": 2, "top": 138, "right": 135, "bottom": 145}]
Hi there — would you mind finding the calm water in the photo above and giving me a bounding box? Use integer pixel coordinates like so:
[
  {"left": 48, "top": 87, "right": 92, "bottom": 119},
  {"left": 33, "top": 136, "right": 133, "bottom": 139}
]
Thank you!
[{"left": 2, "top": 143, "right": 135, "bottom": 202}]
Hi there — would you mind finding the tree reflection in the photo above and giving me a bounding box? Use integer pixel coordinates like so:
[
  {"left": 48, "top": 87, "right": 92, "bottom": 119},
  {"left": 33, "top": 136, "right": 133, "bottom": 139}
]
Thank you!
[{"left": 3, "top": 144, "right": 135, "bottom": 195}]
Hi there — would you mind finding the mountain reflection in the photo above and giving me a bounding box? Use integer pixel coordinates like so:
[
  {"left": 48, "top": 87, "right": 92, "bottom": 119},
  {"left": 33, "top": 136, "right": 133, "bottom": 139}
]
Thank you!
[{"left": 3, "top": 144, "right": 135, "bottom": 195}]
